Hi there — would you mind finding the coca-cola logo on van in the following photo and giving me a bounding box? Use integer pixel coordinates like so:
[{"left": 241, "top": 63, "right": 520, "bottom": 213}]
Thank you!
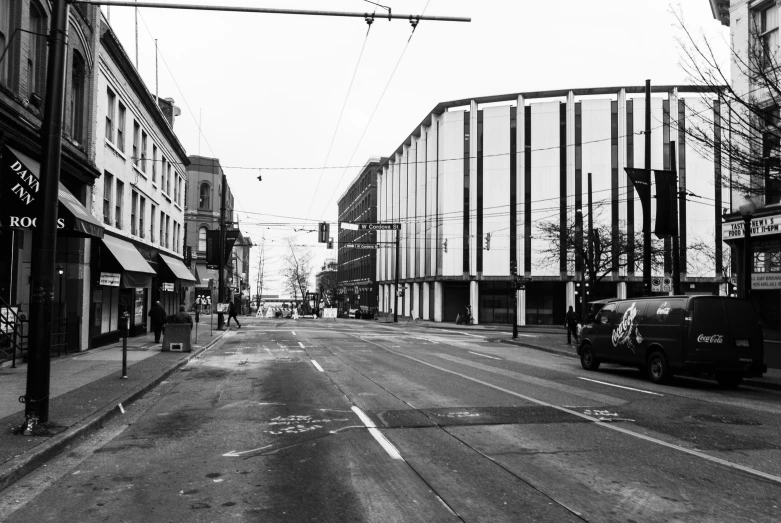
[
  {"left": 612, "top": 302, "right": 639, "bottom": 351},
  {"left": 697, "top": 334, "right": 724, "bottom": 344},
  {"left": 656, "top": 301, "right": 671, "bottom": 317}
]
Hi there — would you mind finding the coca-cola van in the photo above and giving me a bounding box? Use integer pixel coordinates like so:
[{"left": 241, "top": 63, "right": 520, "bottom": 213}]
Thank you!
[{"left": 577, "top": 296, "right": 766, "bottom": 388}]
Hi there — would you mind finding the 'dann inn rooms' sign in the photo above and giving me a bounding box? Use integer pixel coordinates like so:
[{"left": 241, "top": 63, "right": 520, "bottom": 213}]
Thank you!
[{"left": 1, "top": 145, "right": 53, "bottom": 228}]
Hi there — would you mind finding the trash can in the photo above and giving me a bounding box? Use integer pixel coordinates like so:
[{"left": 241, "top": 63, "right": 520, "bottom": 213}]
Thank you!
[{"left": 162, "top": 323, "right": 193, "bottom": 352}]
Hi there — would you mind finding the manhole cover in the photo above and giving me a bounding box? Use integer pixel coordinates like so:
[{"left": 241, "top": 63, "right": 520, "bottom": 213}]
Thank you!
[{"left": 691, "top": 414, "right": 762, "bottom": 426}]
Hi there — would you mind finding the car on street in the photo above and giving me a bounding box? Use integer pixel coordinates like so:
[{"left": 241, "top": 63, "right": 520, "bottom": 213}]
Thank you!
[{"left": 577, "top": 295, "right": 766, "bottom": 388}]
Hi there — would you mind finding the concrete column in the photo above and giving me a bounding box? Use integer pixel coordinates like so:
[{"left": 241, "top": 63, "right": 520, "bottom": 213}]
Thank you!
[
  {"left": 469, "top": 280, "right": 479, "bottom": 325},
  {"left": 404, "top": 284, "right": 411, "bottom": 317},
  {"left": 617, "top": 281, "right": 627, "bottom": 300},
  {"left": 434, "top": 281, "right": 443, "bottom": 322},
  {"left": 413, "top": 282, "right": 421, "bottom": 319},
  {"left": 80, "top": 238, "right": 92, "bottom": 351},
  {"left": 566, "top": 281, "right": 576, "bottom": 310},
  {"left": 378, "top": 285, "right": 385, "bottom": 312},
  {"left": 389, "top": 284, "right": 396, "bottom": 315},
  {"left": 518, "top": 288, "right": 526, "bottom": 326},
  {"left": 422, "top": 282, "right": 430, "bottom": 320}
]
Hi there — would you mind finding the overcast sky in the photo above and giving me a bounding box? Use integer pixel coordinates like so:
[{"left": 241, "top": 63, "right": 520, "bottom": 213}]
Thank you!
[{"left": 103, "top": 0, "right": 730, "bottom": 297}]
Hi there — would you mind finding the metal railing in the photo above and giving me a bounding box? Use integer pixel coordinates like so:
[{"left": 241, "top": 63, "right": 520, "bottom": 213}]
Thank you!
[{"left": 0, "top": 296, "right": 28, "bottom": 367}]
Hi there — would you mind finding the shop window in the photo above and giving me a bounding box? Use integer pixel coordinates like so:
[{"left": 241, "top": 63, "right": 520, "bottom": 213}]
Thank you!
[{"left": 199, "top": 182, "right": 210, "bottom": 209}]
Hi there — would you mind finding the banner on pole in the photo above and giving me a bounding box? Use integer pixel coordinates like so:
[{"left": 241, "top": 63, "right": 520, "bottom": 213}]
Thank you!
[{"left": 653, "top": 170, "right": 678, "bottom": 238}]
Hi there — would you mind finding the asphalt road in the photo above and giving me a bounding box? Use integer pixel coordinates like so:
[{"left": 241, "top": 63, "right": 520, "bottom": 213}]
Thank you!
[{"left": 2, "top": 317, "right": 780, "bottom": 522}]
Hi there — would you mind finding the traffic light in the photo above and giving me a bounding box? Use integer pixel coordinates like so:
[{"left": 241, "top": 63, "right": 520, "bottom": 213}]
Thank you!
[
  {"left": 485, "top": 232, "right": 491, "bottom": 251},
  {"left": 327, "top": 238, "right": 333, "bottom": 249},
  {"left": 443, "top": 239, "right": 448, "bottom": 253},
  {"left": 318, "top": 222, "right": 330, "bottom": 243},
  {"left": 510, "top": 259, "right": 517, "bottom": 275}
]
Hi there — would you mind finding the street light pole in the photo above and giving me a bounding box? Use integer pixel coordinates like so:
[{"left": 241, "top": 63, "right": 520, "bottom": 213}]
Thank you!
[
  {"left": 22, "top": 0, "right": 70, "bottom": 433},
  {"left": 643, "top": 79, "right": 652, "bottom": 296},
  {"left": 739, "top": 198, "right": 757, "bottom": 300}
]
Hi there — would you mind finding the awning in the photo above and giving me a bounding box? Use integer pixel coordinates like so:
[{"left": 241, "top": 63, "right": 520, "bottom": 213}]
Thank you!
[
  {"left": 159, "top": 254, "right": 197, "bottom": 283},
  {"left": 58, "top": 182, "right": 104, "bottom": 238},
  {"left": 196, "top": 266, "right": 219, "bottom": 288},
  {"left": 101, "top": 235, "right": 156, "bottom": 274}
]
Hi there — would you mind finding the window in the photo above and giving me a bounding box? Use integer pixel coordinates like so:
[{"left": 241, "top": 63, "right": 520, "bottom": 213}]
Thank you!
[
  {"left": 103, "top": 172, "right": 113, "bottom": 225},
  {"left": 28, "top": 2, "right": 46, "bottom": 100},
  {"left": 0, "top": 0, "right": 12, "bottom": 85},
  {"left": 116, "top": 102, "right": 125, "bottom": 152},
  {"left": 115, "top": 180, "right": 123, "bottom": 229},
  {"left": 159, "top": 210, "right": 164, "bottom": 246},
  {"left": 199, "top": 182, "right": 210, "bottom": 209},
  {"left": 132, "top": 122, "right": 140, "bottom": 166},
  {"left": 150, "top": 204, "right": 156, "bottom": 243},
  {"left": 161, "top": 157, "right": 167, "bottom": 193},
  {"left": 174, "top": 176, "right": 179, "bottom": 205},
  {"left": 755, "top": 3, "right": 779, "bottom": 69},
  {"left": 198, "top": 226, "right": 207, "bottom": 252},
  {"left": 69, "top": 50, "right": 85, "bottom": 142},
  {"left": 141, "top": 131, "right": 147, "bottom": 173},
  {"left": 105, "top": 88, "right": 115, "bottom": 141},
  {"left": 131, "top": 191, "right": 138, "bottom": 235},
  {"left": 166, "top": 163, "right": 172, "bottom": 195},
  {"left": 152, "top": 145, "right": 157, "bottom": 184},
  {"left": 139, "top": 196, "right": 146, "bottom": 239},
  {"left": 165, "top": 215, "right": 170, "bottom": 248}
]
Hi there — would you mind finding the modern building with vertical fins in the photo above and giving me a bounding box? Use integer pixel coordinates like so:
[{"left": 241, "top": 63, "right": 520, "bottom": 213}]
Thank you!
[{"left": 375, "top": 86, "right": 726, "bottom": 325}]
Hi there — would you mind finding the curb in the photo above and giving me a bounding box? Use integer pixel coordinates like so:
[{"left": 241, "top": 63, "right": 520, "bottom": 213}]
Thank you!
[
  {"left": 500, "top": 339, "right": 781, "bottom": 392},
  {"left": 0, "top": 330, "right": 227, "bottom": 493}
]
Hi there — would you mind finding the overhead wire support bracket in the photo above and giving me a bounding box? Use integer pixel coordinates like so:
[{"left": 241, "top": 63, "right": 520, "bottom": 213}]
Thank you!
[{"left": 72, "top": 1, "right": 471, "bottom": 23}]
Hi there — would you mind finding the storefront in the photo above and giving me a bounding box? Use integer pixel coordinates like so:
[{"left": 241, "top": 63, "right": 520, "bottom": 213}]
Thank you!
[
  {"left": 90, "top": 234, "right": 156, "bottom": 347},
  {"left": 155, "top": 253, "right": 197, "bottom": 315},
  {"left": 723, "top": 208, "right": 781, "bottom": 339}
]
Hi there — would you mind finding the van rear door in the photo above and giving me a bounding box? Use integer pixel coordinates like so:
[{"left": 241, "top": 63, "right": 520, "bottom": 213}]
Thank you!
[
  {"left": 686, "top": 297, "right": 730, "bottom": 363},
  {"left": 722, "top": 299, "right": 764, "bottom": 367}
]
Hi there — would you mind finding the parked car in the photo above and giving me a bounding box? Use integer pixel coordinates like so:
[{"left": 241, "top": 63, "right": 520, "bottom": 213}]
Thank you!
[{"left": 577, "top": 296, "right": 766, "bottom": 388}]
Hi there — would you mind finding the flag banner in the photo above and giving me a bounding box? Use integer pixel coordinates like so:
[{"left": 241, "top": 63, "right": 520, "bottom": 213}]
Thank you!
[
  {"left": 205, "top": 229, "right": 220, "bottom": 268},
  {"left": 1, "top": 145, "right": 43, "bottom": 228},
  {"left": 224, "top": 229, "right": 240, "bottom": 262},
  {"left": 653, "top": 170, "right": 678, "bottom": 238},
  {"left": 625, "top": 167, "right": 651, "bottom": 214}
]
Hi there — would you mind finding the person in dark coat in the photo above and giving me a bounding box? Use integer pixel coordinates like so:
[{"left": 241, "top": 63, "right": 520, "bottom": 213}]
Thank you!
[
  {"left": 171, "top": 305, "right": 193, "bottom": 327},
  {"left": 227, "top": 302, "right": 241, "bottom": 329},
  {"left": 148, "top": 301, "right": 167, "bottom": 343},
  {"left": 566, "top": 305, "right": 580, "bottom": 345}
]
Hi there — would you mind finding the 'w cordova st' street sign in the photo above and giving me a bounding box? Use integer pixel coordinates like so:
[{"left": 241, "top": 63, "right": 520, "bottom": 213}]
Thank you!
[{"left": 358, "top": 223, "right": 401, "bottom": 230}]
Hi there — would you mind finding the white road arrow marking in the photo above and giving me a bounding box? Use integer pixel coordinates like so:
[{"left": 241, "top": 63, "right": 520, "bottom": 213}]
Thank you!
[{"left": 222, "top": 444, "right": 273, "bottom": 457}]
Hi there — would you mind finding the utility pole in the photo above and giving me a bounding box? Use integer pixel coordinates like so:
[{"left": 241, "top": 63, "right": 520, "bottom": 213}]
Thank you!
[
  {"left": 643, "top": 79, "right": 652, "bottom": 296},
  {"left": 394, "top": 229, "right": 400, "bottom": 323},
  {"left": 217, "top": 165, "right": 226, "bottom": 330},
  {"left": 22, "top": 0, "right": 69, "bottom": 432}
]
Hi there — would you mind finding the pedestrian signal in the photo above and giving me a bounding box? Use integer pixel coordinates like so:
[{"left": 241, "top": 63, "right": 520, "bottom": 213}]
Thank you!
[{"left": 318, "top": 222, "right": 330, "bottom": 243}]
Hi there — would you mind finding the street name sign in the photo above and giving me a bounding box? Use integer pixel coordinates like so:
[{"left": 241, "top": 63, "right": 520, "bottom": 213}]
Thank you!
[
  {"left": 357, "top": 223, "right": 401, "bottom": 230},
  {"left": 348, "top": 244, "right": 381, "bottom": 249}
]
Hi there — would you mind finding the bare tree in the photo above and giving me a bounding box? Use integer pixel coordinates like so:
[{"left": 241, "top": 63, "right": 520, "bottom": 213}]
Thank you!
[
  {"left": 282, "top": 238, "right": 313, "bottom": 305},
  {"left": 674, "top": 6, "right": 781, "bottom": 201}
]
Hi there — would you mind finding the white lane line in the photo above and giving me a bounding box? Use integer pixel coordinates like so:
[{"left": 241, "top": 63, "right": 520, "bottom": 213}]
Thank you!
[
  {"left": 291, "top": 331, "right": 296, "bottom": 336},
  {"left": 351, "top": 406, "right": 404, "bottom": 461},
  {"left": 373, "top": 345, "right": 781, "bottom": 485},
  {"left": 311, "top": 360, "right": 324, "bottom": 372},
  {"left": 578, "top": 377, "right": 664, "bottom": 396},
  {"left": 457, "top": 332, "right": 485, "bottom": 338},
  {"left": 298, "top": 342, "right": 305, "bottom": 348},
  {"left": 468, "top": 351, "right": 501, "bottom": 360}
]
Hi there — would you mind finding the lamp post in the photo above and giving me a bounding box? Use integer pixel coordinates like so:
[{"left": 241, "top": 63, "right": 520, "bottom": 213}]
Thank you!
[{"left": 739, "top": 198, "right": 757, "bottom": 300}]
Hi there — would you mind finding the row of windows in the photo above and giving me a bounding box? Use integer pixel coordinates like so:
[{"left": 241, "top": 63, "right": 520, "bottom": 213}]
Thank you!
[
  {"left": 102, "top": 172, "right": 181, "bottom": 253},
  {"left": 105, "top": 87, "right": 184, "bottom": 206},
  {"left": 0, "top": 0, "right": 88, "bottom": 143}
]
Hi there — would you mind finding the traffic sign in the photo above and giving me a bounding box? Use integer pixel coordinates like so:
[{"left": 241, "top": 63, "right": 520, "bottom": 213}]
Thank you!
[
  {"left": 348, "top": 244, "right": 381, "bottom": 249},
  {"left": 357, "top": 223, "right": 401, "bottom": 230}
]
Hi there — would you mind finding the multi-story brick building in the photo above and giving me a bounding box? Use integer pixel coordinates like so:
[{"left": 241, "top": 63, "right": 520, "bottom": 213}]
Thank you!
[
  {"left": 89, "top": 13, "right": 194, "bottom": 346},
  {"left": 1, "top": 2, "right": 104, "bottom": 353},
  {"left": 336, "top": 158, "right": 384, "bottom": 315}
]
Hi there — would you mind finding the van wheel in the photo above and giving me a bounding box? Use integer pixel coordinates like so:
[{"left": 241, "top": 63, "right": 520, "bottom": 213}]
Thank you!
[
  {"left": 580, "top": 345, "right": 600, "bottom": 371},
  {"left": 715, "top": 373, "right": 743, "bottom": 389},
  {"left": 647, "top": 351, "right": 672, "bottom": 384}
]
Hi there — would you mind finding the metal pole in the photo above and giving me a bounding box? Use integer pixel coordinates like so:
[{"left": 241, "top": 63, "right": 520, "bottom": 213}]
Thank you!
[
  {"left": 644, "top": 80, "right": 652, "bottom": 296},
  {"left": 73, "top": 1, "right": 471, "bottom": 22},
  {"left": 671, "top": 141, "right": 681, "bottom": 295},
  {"left": 743, "top": 216, "right": 752, "bottom": 301},
  {"left": 218, "top": 164, "right": 226, "bottom": 330},
  {"left": 22, "top": 0, "right": 70, "bottom": 431},
  {"left": 394, "top": 229, "right": 400, "bottom": 323},
  {"left": 121, "top": 314, "right": 128, "bottom": 379},
  {"left": 587, "top": 172, "right": 594, "bottom": 304}
]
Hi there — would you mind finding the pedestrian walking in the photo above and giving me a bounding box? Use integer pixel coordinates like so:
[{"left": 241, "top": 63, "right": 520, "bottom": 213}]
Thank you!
[
  {"left": 148, "top": 301, "right": 167, "bottom": 343},
  {"left": 565, "top": 305, "right": 580, "bottom": 345},
  {"left": 226, "top": 302, "right": 241, "bottom": 329}
]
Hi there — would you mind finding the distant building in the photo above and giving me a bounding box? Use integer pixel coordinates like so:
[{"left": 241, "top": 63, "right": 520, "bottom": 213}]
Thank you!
[
  {"left": 336, "top": 158, "right": 384, "bottom": 314},
  {"left": 315, "top": 259, "right": 337, "bottom": 306}
]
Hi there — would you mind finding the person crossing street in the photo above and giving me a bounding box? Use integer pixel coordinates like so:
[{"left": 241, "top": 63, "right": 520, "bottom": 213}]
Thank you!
[
  {"left": 226, "top": 301, "right": 241, "bottom": 329},
  {"left": 566, "top": 305, "right": 580, "bottom": 345}
]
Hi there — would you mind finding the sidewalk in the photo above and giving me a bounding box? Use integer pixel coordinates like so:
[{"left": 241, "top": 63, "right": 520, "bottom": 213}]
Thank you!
[{"left": 0, "top": 319, "right": 227, "bottom": 492}]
